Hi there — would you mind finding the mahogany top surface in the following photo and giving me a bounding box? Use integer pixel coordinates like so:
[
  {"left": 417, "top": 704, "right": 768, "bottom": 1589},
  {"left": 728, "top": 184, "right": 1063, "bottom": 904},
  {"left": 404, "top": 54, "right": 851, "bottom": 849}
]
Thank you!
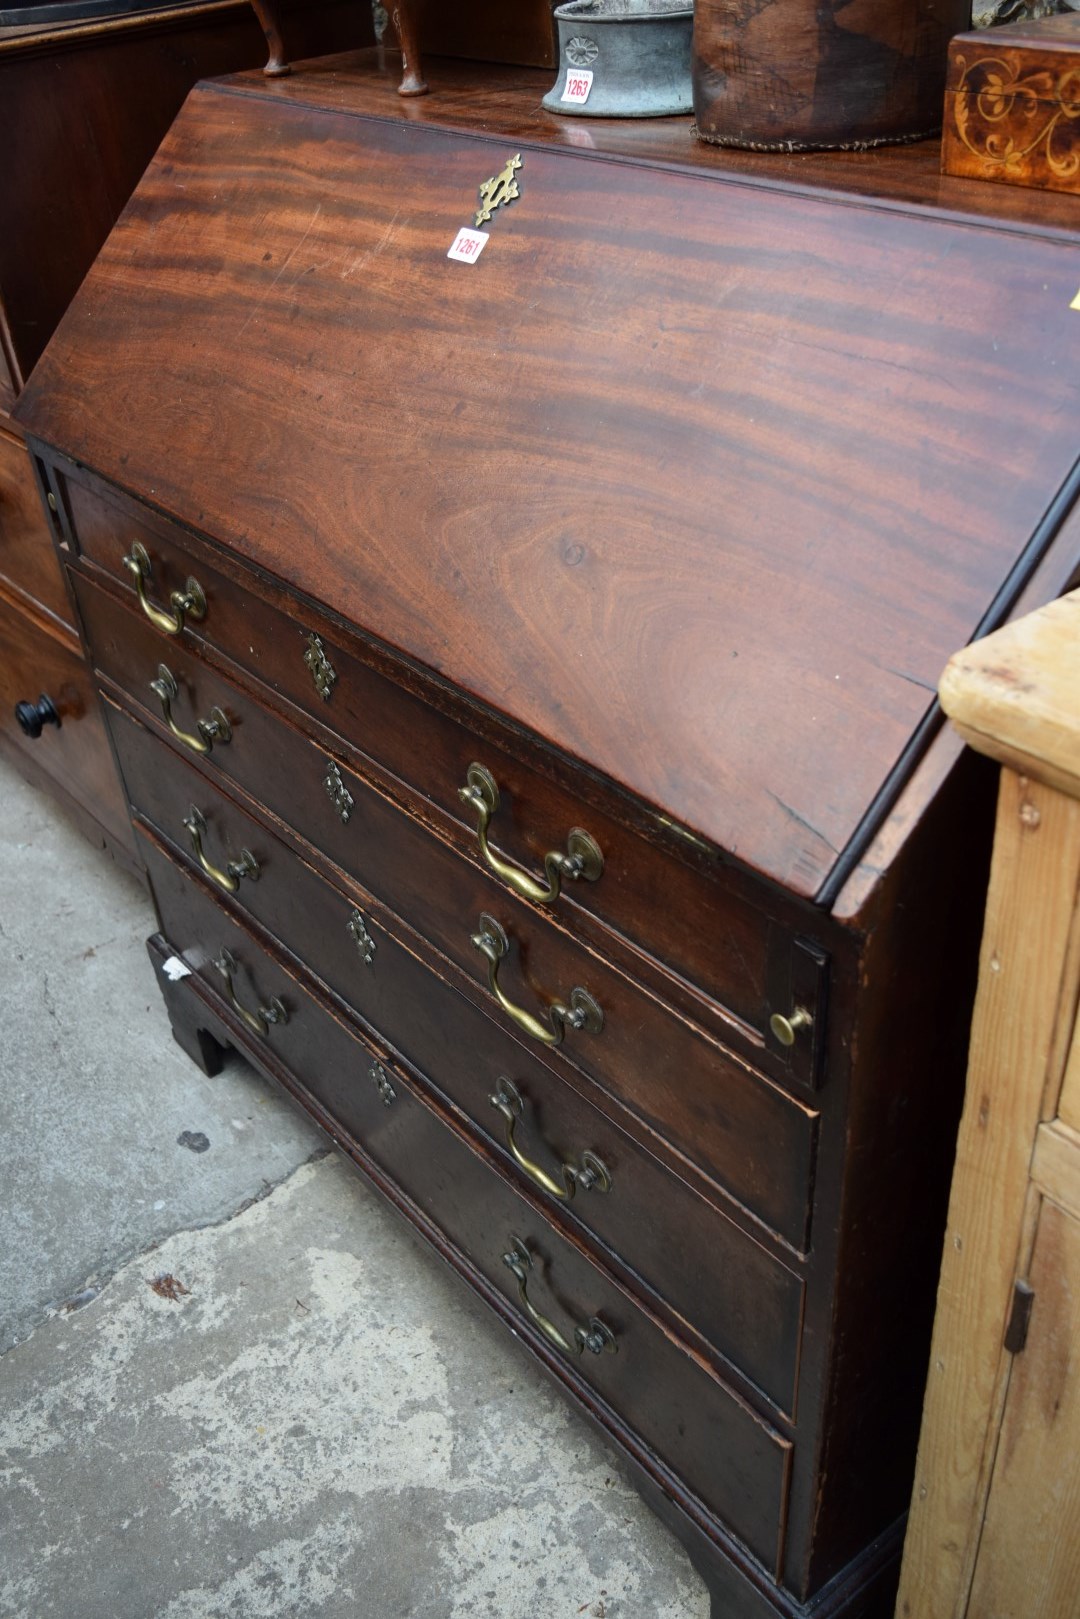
[
  {"left": 217, "top": 48, "right": 1080, "bottom": 239},
  {"left": 16, "top": 53, "right": 1080, "bottom": 902}
]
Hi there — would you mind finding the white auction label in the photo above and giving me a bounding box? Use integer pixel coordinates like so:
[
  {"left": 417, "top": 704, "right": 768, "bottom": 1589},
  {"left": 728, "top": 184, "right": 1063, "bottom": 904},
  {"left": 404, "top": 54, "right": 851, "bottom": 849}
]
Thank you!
[
  {"left": 561, "top": 68, "right": 594, "bottom": 105},
  {"left": 448, "top": 227, "right": 490, "bottom": 264}
]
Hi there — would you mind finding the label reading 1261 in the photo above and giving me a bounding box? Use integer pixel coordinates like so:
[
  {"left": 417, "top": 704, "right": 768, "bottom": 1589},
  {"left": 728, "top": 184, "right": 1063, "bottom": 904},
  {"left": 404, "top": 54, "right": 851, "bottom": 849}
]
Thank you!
[
  {"left": 448, "top": 226, "right": 490, "bottom": 264},
  {"left": 561, "top": 68, "right": 594, "bottom": 105}
]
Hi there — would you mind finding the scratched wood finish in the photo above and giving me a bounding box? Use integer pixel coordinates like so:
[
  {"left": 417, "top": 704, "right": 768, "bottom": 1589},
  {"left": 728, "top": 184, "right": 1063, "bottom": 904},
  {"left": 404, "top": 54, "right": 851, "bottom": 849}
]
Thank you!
[
  {"left": 60, "top": 470, "right": 794, "bottom": 1039},
  {"left": 73, "top": 565, "right": 818, "bottom": 1247},
  {"left": 204, "top": 50, "right": 1080, "bottom": 238},
  {"left": 108, "top": 692, "right": 806, "bottom": 1413},
  {"left": 0, "top": 0, "right": 370, "bottom": 391},
  {"left": 140, "top": 826, "right": 794, "bottom": 1580},
  {"left": 0, "top": 589, "right": 135, "bottom": 855},
  {"left": 0, "top": 421, "right": 71, "bottom": 628},
  {"left": 18, "top": 73, "right": 1080, "bottom": 899},
  {"left": 21, "top": 57, "right": 1080, "bottom": 1616}
]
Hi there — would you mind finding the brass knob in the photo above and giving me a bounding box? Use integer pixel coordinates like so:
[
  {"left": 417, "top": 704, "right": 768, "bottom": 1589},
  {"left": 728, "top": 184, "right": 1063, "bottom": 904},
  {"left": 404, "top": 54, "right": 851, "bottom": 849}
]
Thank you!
[{"left": 769, "top": 1007, "right": 813, "bottom": 1047}]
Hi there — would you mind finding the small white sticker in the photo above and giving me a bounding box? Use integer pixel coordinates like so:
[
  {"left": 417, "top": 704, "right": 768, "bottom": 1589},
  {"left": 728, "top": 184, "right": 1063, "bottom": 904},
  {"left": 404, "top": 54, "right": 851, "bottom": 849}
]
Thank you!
[
  {"left": 561, "top": 68, "right": 594, "bottom": 105},
  {"left": 448, "top": 227, "right": 489, "bottom": 264},
  {"left": 162, "top": 955, "right": 191, "bottom": 983},
  {"left": 1071, "top": 286, "right": 1080, "bottom": 311}
]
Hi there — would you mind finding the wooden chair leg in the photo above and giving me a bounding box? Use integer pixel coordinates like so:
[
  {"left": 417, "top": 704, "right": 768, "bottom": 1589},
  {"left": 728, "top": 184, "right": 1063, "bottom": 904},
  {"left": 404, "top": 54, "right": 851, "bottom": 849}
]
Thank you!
[
  {"left": 249, "top": 0, "right": 292, "bottom": 76},
  {"left": 391, "top": 1, "right": 428, "bottom": 95}
]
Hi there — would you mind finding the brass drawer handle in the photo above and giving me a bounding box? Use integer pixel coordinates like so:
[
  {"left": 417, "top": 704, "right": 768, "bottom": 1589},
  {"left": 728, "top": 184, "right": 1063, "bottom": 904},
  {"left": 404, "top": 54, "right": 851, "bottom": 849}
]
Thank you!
[
  {"left": 123, "top": 540, "right": 206, "bottom": 636},
  {"left": 183, "top": 806, "right": 259, "bottom": 894},
  {"left": 490, "top": 1078, "right": 611, "bottom": 1201},
  {"left": 470, "top": 913, "right": 603, "bottom": 1048},
  {"left": 150, "top": 664, "right": 231, "bottom": 756},
  {"left": 502, "top": 1238, "right": 616, "bottom": 1358},
  {"left": 459, "top": 762, "right": 603, "bottom": 905},
  {"left": 212, "top": 947, "right": 287, "bottom": 1038}
]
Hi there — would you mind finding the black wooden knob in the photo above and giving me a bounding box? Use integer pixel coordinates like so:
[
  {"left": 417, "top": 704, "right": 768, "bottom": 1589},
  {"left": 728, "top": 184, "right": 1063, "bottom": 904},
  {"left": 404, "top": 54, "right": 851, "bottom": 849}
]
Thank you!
[{"left": 14, "top": 694, "right": 61, "bottom": 739}]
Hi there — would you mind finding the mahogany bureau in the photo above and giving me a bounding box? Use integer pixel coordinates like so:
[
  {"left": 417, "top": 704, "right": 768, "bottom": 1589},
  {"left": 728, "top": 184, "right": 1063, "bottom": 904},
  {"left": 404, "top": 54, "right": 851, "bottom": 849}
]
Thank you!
[{"left": 15, "top": 51, "right": 1080, "bottom": 1619}]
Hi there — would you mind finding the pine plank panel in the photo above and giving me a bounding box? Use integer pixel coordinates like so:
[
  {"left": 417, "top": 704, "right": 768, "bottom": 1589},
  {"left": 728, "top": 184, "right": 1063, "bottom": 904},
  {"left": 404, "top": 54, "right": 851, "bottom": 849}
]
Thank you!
[
  {"left": 895, "top": 771, "right": 1080, "bottom": 1619},
  {"left": 1031, "top": 1120, "right": 1080, "bottom": 1221},
  {"left": 1059, "top": 1020, "right": 1080, "bottom": 1134},
  {"left": 965, "top": 1200, "right": 1080, "bottom": 1619},
  {"left": 940, "top": 590, "right": 1080, "bottom": 801}
]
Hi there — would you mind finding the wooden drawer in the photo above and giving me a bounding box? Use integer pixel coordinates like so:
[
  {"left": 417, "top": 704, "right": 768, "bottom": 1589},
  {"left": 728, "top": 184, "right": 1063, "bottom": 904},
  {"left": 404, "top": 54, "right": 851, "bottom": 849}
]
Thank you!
[
  {"left": 140, "top": 824, "right": 793, "bottom": 1578},
  {"left": 0, "top": 591, "right": 132, "bottom": 848},
  {"left": 60, "top": 475, "right": 815, "bottom": 1052},
  {"left": 108, "top": 694, "right": 805, "bottom": 1412},
  {"left": 0, "top": 423, "right": 72, "bottom": 627},
  {"left": 77, "top": 571, "right": 818, "bottom": 1249}
]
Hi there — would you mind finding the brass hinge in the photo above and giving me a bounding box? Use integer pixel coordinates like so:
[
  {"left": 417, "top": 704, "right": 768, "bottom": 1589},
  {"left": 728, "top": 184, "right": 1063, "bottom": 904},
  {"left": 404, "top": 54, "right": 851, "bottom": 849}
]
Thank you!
[{"left": 1003, "top": 1279, "right": 1035, "bottom": 1355}]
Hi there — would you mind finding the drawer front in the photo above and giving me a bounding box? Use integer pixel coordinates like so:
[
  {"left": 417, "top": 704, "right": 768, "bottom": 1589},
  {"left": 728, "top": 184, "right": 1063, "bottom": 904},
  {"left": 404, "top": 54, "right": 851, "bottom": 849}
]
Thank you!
[
  {"left": 0, "top": 425, "right": 72, "bottom": 626},
  {"left": 108, "top": 696, "right": 804, "bottom": 1413},
  {"left": 77, "top": 569, "right": 817, "bottom": 1249},
  {"left": 62, "top": 474, "right": 784, "bottom": 1035},
  {"left": 0, "top": 592, "right": 133, "bottom": 849},
  {"left": 142, "top": 828, "right": 792, "bottom": 1577}
]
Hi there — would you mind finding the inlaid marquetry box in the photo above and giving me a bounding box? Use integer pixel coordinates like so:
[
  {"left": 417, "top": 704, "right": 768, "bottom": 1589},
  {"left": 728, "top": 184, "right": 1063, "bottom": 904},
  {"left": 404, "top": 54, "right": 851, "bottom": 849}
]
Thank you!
[{"left": 942, "top": 11, "right": 1080, "bottom": 195}]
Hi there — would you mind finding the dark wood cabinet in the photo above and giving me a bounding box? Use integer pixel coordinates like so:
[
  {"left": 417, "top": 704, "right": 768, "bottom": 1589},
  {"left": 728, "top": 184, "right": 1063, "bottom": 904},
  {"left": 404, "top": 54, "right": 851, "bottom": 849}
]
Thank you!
[
  {"left": 15, "top": 50, "right": 1080, "bottom": 1616},
  {"left": 0, "top": 0, "right": 370, "bottom": 860}
]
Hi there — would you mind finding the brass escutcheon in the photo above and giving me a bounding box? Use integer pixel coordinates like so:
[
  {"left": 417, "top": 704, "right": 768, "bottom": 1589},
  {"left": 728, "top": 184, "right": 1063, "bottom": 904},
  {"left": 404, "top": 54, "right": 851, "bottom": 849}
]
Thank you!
[
  {"left": 501, "top": 1237, "right": 616, "bottom": 1358},
  {"left": 369, "top": 1061, "right": 396, "bottom": 1106},
  {"left": 470, "top": 913, "right": 603, "bottom": 1048},
  {"left": 324, "top": 760, "right": 354, "bottom": 824},
  {"left": 458, "top": 762, "right": 603, "bottom": 906},
  {"left": 123, "top": 540, "right": 205, "bottom": 636},
  {"left": 303, "top": 632, "right": 337, "bottom": 701},
  {"left": 347, "top": 909, "right": 377, "bottom": 966}
]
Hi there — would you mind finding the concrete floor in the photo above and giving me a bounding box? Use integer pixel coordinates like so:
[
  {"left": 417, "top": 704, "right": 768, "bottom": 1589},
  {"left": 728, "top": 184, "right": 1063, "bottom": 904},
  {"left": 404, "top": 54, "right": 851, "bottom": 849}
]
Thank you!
[{"left": 0, "top": 754, "right": 710, "bottom": 1619}]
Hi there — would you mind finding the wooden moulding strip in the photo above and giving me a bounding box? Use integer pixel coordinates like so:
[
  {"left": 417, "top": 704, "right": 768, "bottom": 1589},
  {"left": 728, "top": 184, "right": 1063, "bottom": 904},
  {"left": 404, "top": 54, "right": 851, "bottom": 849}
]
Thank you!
[
  {"left": 895, "top": 768, "right": 1080, "bottom": 1619},
  {"left": 1031, "top": 1119, "right": 1080, "bottom": 1222}
]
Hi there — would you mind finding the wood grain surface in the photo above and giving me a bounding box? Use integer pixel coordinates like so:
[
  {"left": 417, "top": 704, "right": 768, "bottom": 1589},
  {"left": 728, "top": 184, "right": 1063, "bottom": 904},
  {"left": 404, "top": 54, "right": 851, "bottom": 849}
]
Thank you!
[
  {"left": 941, "top": 587, "right": 1080, "bottom": 800},
  {"left": 0, "top": 421, "right": 72, "bottom": 627},
  {"left": 19, "top": 67, "right": 1080, "bottom": 899},
  {"left": 896, "top": 770, "right": 1080, "bottom": 1618},
  {"left": 141, "top": 827, "right": 794, "bottom": 1579},
  {"left": 942, "top": 12, "right": 1080, "bottom": 198},
  {"left": 202, "top": 50, "right": 1080, "bottom": 238}
]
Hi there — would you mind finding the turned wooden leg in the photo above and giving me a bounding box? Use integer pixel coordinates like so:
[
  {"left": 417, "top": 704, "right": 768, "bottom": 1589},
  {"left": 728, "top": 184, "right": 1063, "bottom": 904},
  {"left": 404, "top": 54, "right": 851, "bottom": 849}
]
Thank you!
[
  {"left": 249, "top": 0, "right": 292, "bottom": 76},
  {"left": 391, "top": 1, "right": 428, "bottom": 95},
  {"left": 147, "top": 934, "right": 230, "bottom": 1077}
]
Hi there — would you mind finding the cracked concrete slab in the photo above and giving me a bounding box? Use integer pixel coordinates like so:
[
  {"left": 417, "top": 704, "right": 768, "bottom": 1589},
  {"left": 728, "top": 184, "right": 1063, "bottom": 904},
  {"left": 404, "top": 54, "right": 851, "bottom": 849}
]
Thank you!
[
  {"left": 0, "top": 759, "right": 711, "bottom": 1615},
  {"left": 0, "top": 759, "right": 324, "bottom": 1353},
  {"left": 1, "top": 1154, "right": 709, "bottom": 1619}
]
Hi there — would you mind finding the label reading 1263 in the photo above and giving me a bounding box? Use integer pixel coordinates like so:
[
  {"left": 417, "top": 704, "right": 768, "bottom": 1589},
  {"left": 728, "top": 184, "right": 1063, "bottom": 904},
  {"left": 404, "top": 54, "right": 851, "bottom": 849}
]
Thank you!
[
  {"left": 448, "top": 226, "right": 490, "bottom": 264},
  {"left": 561, "top": 68, "right": 594, "bottom": 105}
]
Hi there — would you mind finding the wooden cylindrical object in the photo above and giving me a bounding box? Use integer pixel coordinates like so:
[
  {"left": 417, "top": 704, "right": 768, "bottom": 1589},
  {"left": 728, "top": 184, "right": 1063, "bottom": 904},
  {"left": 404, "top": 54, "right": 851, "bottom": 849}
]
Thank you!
[{"left": 693, "top": 0, "right": 970, "bottom": 152}]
